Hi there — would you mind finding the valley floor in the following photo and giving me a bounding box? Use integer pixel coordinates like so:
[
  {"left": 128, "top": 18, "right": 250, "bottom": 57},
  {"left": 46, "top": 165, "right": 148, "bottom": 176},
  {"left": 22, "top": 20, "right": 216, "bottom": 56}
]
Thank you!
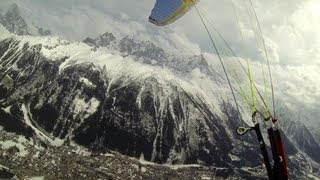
[{"left": 0, "top": 131, "right": 266, "bottom": 180}]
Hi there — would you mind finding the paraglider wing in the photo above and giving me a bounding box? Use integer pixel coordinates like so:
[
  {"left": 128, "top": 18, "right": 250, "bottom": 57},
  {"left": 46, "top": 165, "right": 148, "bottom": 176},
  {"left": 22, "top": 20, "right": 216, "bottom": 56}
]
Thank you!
[{"left": 149, "top": 0, "right": 199, "bottom": 26}]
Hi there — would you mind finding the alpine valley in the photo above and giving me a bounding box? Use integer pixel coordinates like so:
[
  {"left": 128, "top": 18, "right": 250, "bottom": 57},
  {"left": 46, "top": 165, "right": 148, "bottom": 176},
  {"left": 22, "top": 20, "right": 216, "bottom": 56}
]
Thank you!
[{"left": 0, "top": 3, "right": 319, "bottom": 180}]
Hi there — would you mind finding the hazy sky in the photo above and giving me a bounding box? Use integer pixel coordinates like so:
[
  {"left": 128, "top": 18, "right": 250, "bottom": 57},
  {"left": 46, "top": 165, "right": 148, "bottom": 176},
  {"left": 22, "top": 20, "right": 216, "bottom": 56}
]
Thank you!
[{"left": 1, "top": 0, "right": 319, "bottom": 126}]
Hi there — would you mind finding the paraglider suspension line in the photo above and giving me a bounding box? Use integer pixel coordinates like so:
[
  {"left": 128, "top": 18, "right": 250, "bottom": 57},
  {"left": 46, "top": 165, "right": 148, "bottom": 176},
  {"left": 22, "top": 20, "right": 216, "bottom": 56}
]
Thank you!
[
  {"left": 249, "top": 0, "right": 276, "bottom": 119},
  {"left": 194, "top": 5, "right": 242, "bottom": 122}
]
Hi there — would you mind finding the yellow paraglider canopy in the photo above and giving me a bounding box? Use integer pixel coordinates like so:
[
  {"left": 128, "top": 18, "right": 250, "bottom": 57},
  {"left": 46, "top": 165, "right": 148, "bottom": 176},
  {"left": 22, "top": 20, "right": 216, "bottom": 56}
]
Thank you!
[{"left": 149, "top": 0, "right": 199, "bottom": 26}]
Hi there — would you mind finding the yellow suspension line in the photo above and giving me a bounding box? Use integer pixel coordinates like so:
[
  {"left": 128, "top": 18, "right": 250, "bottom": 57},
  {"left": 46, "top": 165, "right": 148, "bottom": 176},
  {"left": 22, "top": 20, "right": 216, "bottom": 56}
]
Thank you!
[
  {"left": 197, "top": 6, "right": 274, "bottom": 119},
  {"left": 248, "top": 0, "right": 276, "bottom": 119},
  {"left": 231, "top": 0, "right": 257, "bottom": 113},
  {"left": 243, "top": 0, "right": 271, "bottom": 118}
]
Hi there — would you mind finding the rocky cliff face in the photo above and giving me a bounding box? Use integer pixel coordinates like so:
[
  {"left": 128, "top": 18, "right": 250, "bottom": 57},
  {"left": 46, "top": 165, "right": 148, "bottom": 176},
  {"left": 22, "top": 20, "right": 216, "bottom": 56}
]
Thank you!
[
  {"left": 281, "top": 120, "right": 320, "bottom": 163},
  {"left": 310, "top": 127, "right": 320, "bottom": 146}
]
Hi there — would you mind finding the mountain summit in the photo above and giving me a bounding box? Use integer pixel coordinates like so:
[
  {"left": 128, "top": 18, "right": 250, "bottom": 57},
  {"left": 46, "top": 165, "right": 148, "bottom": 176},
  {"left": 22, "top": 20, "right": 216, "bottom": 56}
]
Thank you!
[{"left": 0, "top": 3, "right": 51, "bottom": 36}]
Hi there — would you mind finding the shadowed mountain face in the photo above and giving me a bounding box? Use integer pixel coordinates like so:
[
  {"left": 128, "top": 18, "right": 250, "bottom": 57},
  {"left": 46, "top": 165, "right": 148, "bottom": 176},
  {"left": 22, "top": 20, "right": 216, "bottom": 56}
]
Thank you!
[{"left": 0, "top": 37, "right": 238, "bottom": 166}]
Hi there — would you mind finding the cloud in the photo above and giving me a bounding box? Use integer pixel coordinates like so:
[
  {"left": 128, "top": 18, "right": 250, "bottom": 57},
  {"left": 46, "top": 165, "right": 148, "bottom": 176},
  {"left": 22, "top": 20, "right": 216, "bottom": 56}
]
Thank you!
[{"left": 254, "top": 0, "right": 320, "bottom": 66}]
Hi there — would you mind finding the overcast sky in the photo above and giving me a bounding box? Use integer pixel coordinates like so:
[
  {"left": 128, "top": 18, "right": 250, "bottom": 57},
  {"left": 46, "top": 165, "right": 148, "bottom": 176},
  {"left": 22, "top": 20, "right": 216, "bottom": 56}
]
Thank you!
[{"left": 1, "top": 0, "right": 319, "bottom": 127}]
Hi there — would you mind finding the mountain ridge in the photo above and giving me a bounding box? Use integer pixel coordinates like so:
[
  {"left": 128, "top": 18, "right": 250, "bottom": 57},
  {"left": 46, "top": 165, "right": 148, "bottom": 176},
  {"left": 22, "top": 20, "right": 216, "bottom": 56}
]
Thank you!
[{"left": 0, "top": 3, "right": 51, "bottom": 36}]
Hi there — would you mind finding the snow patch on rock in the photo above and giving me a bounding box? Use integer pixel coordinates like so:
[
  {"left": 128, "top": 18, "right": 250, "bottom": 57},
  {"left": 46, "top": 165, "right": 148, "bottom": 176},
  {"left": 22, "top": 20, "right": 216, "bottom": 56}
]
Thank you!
[
  {"left": 0, "top": 24, "right": 11, "bottom": 40},
  {"left": 72, "top": 95, "right": 100, "bottom": 120},
  {"left": 2, "top": 106, "right": 11, "bottom": 114},
  {"left": 21, "top": 103, "right": 64, "bottom": 146},
  {"left": 79, "top": 77, "right": 95, "bottom": 87},
  {"left": 0, "top": 140, "right": 28, "bottom": 157}
]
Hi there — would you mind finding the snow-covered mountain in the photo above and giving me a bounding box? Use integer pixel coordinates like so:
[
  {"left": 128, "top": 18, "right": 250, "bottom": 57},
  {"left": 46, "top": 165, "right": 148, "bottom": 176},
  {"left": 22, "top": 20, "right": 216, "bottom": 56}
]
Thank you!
[
  {"left": 84, "top": 33, "right": 211, "bottom": 74},
  {"left": 0, "top": 8, "right": 320, "bottom": 179},
  {"left": 310, "top": 127, "right": 320, "bottom": 145},
  {"left": 0, "top": 33, "right": 237, "bottom": 165},
  {"left": 0, "top": 3, "right": 51, "bottom": 36},
  {"left": 280, "top": 119, "right": 320, "bottom": 163}
]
